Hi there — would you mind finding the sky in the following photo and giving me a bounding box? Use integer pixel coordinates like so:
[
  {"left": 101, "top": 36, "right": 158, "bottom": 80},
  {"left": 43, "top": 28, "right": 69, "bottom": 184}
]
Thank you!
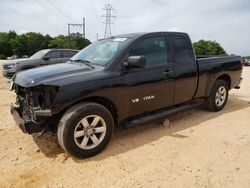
[{"left": 0, "top": 0, "right": 250, "bottom": 55}]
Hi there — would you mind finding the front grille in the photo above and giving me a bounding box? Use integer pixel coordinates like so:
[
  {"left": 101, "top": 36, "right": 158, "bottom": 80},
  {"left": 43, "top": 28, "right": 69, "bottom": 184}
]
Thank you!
[
  {"left": 15, "top": 85, "right": 33, "bottom": 118},
  {"left": 16, "top": 85, "right": 26, "bottom": 97},
  {"left": 3, "top": 65, "right": 11, "bottom": 70}
]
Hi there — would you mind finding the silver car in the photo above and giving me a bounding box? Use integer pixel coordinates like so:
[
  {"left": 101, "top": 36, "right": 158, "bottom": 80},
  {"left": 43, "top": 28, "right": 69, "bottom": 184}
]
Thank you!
[{"left": 2, "top": 49, "right": 79, "bottom": 77}]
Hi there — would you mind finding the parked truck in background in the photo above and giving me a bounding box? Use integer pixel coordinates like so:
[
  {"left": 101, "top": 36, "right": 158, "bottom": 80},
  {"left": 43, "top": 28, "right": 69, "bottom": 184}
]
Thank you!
[{"left": 10, "top": 32, "right": 243, "bottom": 158}]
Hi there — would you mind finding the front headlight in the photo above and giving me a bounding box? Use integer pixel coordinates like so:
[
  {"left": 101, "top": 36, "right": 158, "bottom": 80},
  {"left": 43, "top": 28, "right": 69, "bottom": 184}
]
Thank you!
[
  {"left": 9, "top": 80, "right": 14, "bottom": 91},
  {"left": 34, "top": 85, "right": 59, "bottom": 109},
  {"left": 7, "top": 64, "right": 17, "bottom": 68}
]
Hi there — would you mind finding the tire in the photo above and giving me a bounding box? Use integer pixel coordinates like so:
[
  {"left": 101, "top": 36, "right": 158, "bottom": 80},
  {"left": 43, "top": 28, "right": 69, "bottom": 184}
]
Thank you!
[
  {"left": 204, "top": 79, "right": 229, "bottom": 112},
  {"left": 57, "top": 102, "right": 114, "bottom": 158}
]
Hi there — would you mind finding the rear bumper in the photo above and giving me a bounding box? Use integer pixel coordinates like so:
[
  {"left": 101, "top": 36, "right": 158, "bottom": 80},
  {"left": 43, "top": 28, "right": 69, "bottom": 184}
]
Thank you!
[
  {"left": 10, "top": 104, "right": 46, "bottom": 134},
  {"left": 239, "top": 77, "right": 243, "bottom": 85},
  {"left": 234, "top": 77, "right": 243, "bottom": 89}
]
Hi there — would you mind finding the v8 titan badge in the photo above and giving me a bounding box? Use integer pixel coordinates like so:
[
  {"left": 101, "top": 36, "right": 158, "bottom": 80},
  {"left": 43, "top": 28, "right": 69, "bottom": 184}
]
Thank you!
[{"left": 132, "top": 95, "right": 155, "bottom": 103}]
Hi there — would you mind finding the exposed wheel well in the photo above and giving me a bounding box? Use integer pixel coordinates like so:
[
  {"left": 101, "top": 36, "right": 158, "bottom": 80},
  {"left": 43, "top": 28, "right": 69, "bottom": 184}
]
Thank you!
[
  {"left": 217, "top": 74, "right": 231, "bottom": 89},
  {"left": 56, "top": 96, "right": 118, "bottom": 129},
  {"left": 79, "top": 96, "right": 118, "bottom": 124}
]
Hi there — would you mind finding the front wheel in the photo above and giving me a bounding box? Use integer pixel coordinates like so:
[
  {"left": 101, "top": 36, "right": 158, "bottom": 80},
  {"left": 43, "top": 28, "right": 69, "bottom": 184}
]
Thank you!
[
  {"left": 204, "top": 79, "right": 229, "bottom": 112},
  {"left": 57, "top": 102, "right": 114, "bottom": 158}
]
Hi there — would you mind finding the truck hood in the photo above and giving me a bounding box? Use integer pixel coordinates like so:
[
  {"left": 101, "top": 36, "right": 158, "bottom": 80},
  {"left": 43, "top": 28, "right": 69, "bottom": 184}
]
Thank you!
[{"left": 14, "top": 62, "right": 104, "bottom": 87}]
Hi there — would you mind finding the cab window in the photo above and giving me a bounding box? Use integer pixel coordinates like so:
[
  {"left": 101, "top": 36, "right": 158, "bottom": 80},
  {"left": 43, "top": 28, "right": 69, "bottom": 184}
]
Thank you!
[
  {"left": 129, "top": 37, "right": 167, "bottom": 67},
  {"left": 62, "top": 51, "right": 77, "bottom": 58},
  {"left": 172, "top": 35, "right": 194, "bottom": 64},
  {"left": 46, "top": 51, "right": 59, "bottom": 59}
]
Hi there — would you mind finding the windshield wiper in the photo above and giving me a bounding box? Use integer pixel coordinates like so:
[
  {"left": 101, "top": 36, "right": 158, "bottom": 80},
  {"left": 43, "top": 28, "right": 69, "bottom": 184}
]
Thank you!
[{"left": 70, "top": 59, "right": 94, "bottom": 69}]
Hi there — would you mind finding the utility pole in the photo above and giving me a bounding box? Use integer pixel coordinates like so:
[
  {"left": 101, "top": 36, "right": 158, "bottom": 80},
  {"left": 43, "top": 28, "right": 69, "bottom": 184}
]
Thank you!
[
  {"left": 102, "top": 4, "right": 115, "bottom": 38},
  {"left": 67, "top": 17, "right": 85, "bottom": 47}
]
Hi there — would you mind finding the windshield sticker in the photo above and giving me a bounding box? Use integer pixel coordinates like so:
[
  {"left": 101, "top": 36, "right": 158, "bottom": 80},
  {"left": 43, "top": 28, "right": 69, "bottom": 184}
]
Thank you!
[{"left": 113, "top": 38, "right": 127, "bottom": 42}]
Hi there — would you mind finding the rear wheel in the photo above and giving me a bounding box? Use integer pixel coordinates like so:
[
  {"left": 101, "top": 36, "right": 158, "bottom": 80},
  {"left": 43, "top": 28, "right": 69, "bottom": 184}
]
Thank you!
[
  {"left": 204, "top": 79, "right": 229, "bottom": 112},
  {"left": 57, "top": 102, "right": 114, "bottom": 158}
]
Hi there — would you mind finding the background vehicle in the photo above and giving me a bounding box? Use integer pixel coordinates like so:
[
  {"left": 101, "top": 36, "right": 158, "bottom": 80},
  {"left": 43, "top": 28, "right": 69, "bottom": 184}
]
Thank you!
[
  {"left": 7, "top": 55, "right": 18, "bottom": 60},
  {"left": 241, "top": 57, "right": 250, "bottom": 66},
  {"left": 10, "top": 32, "right": 243, "bottom": 158},
  {"left": 22, "top": 55, "right": 28, "bottom": 58},
  {"left": 2, "top": 49, "right": 79, "bottom": 77},
  {"left": 244, "top": 58, "right": 250, "bottom": 66}
]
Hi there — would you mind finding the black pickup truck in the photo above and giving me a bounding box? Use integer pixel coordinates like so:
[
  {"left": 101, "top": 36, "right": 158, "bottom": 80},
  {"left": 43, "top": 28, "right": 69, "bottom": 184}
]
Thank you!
[{"left": 10, "top": 32, "right": 243, "bottom": 158}]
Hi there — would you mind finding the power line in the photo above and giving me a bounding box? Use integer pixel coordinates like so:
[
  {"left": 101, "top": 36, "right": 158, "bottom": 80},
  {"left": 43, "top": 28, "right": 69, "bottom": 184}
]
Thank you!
[
  {"left": 88, "top": 0, "right": 103, "bottom": 31},
  {"left": 102, "top": 4, "right": 115, "bottom": 38},
  {"left": 34, "top": 0, "right": 66, "bottom": 21},
  {"left": 65, "top": 1, "right": 74, "bottom": 10},
  {"left": 45, "top": 0, "right": 71, "bottom": 21},
  {"left": 112, "top": 1, "right": 118, "bottom": 35},
  {"left": 88, "top": 0, "right": 99, "bottom": 18}
]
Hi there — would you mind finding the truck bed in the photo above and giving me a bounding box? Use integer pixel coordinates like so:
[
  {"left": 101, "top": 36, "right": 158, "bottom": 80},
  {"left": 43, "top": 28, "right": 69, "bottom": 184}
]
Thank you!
[{"left": 195, "top": 55, "right": 242, "bottom": 99}]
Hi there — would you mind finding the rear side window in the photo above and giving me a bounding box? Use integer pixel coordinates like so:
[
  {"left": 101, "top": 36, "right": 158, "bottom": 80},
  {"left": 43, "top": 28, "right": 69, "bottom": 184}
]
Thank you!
[
  {"left": 62, "top": 51, "right": 77, "bottom": 58},
  {"left": 46, "top": 51, "right": 59, "bottom": 59},
  {"left": 172, "top": 35, "right": 194, "bottom": 64},
  {"left": 129, "top": 37, "right": 167, "bottom": 67}
]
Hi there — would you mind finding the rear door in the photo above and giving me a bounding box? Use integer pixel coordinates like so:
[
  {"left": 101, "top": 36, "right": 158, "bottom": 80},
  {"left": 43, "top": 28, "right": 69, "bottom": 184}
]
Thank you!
[
  {"left": 168, "top": 34, "right": 198, "bottom": 104},
  {"left": 123, "top": 35, "right": 175, "bottom": 117}
]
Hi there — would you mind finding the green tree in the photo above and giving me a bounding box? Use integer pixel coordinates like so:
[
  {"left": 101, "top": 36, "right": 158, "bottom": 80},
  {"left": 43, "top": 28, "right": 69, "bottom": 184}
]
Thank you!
[
  {"left": 0, "top": 30, "right": 91, "bottom": 57},
  {"left": 26, "top": 32, "right": 49, "bottom": 56},
  {"left": 0, "top": 33, "right": 9, "bottom": 56},
  {"left": 68, "top": 32, "right": 91, "bottom": 49},
  {"left": 8, "top": 30, "right": 17, "bottom": 40},
  {"left": 0, "top": 32, "right": 11, "bottom": 57},
  {"left": 9, "top": 34, "right": 28, "bottom": 56},
  {"left": 193, "top": 40, "right": 227, "bottom": 56},
  {"left": 42, "top": 34, "right": 53, "bottom": 49},
  {"left": 49, "top": 35, "right": 69, "bottom": 48},
  {"left": 0, "top": 31, "right": 18, "bottom": 58},
  {"left": 72, "top": 36, "right": 91, "bottom": 50},
  {"left": 49, "top": 34, "right": 91, "bottom": 50}
]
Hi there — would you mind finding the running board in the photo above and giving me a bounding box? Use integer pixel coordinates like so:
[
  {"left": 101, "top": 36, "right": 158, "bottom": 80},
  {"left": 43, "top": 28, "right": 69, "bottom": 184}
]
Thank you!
[{"left": 123, "top": 101, "right": 201, "bottom": 129}]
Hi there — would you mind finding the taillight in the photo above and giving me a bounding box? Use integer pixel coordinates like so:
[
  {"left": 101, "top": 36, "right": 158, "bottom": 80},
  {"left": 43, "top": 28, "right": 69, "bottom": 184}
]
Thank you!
[{"left": 240, "top": 58, "right": 244, "bottom": 69}]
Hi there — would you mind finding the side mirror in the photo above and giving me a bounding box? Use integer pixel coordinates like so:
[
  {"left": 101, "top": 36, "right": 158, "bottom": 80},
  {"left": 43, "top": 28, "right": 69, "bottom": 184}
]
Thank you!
[
  {"left": 124, "top": 56, "right": 146, "bottom": 68},
  {"left": 43, "top": 56, "right": 50, "bottom": 61}
]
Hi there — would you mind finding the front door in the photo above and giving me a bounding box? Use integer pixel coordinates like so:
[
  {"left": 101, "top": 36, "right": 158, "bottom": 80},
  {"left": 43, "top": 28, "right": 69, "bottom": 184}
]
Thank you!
[
  {"left": 123, "top": 36, "right": 174, "bottom": 117},
  {"left": 42, "top": 51, "right": 59, "bottom": 65}
]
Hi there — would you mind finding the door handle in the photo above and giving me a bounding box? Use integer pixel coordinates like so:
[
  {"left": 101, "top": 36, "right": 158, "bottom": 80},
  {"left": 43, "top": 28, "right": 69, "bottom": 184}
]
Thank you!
[{"left": 163, "top": 69, "right": 172, "bottom": 78}]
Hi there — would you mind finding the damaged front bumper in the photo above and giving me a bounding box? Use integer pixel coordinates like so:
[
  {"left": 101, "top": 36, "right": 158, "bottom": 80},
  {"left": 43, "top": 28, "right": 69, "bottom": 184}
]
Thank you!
[{"left": 10, "top": 104, "right": 49, "bottom": 134}]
